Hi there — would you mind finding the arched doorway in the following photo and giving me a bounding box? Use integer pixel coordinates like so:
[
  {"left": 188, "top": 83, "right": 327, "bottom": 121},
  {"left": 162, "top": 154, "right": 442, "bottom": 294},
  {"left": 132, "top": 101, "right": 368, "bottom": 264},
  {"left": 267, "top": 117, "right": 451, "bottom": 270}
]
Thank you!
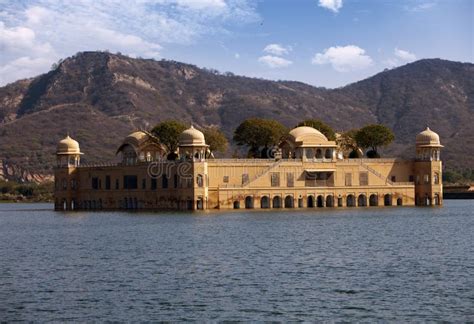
[
  {"left": 298, "top": 197, "right": 304, "bottom": 208},
  {"left": 233, "top": 200, "right": 240, "bottom": 209},
  {"left": 284, "top": 195, "right": 294, "bottom": 208},
  {"left": 384, "top": 194, "right": 392, "bottom": 206},
  {"left": 347, "top": 194, "right": 355, "bottom": 207},
  {"left": 369, "top": 194, "right": 378, "bottom": 207},
  {"left": 245, "top": 196, "right": 254, "bottom": 209},
  {"left": 272, "top": 196, "right": 282, "bottom": 208},
  {"left": 307, "top": 195, "right": 315, "bottom": 208},
  {"left": 434, "top": 193, "right": 440, "bottom": 205},
  {"left": 261, "top": 196, "right": 270, "bottom": 209},
  {"left": 326, "top": 195, "right": 334, "bottom": 207},
  {"left": 397, "top": 198, "right": 403, "bottom": 206},
  {"left": 317, "top": 195, "right": 324, "bottom": 207},
  {"left": 358, "top": 194, "right": 367, "bottom": 207},
  {"left": 196, "top": 198, "right": 204, "bottom": 210}
]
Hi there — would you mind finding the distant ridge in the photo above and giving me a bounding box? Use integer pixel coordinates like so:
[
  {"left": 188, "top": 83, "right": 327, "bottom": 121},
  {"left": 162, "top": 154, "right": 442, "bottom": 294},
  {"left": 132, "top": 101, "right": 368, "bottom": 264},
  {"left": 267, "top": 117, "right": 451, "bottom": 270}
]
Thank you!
[{"left": 0, "top": 51, "right": 472, "bottom": 181}]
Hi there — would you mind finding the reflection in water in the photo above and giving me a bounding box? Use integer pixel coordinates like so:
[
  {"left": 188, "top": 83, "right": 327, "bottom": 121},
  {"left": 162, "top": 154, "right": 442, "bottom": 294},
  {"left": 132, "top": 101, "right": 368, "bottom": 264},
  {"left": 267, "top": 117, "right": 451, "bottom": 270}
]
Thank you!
[{"left": 0, "top": 201, "right": 473, "bottom": 321}]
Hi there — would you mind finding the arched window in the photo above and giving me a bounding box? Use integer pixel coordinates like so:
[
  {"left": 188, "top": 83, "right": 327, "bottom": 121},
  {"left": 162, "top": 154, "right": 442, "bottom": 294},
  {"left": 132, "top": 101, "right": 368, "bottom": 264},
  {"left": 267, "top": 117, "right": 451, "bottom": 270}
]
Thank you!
[
  {"left": 245, "top": 196, "right": 254, "bottom": 209},
  {"left": 260, "top": 196, "right": 270, "bottom": 209},
  {"left": 197, "top": 174, "right": 204, "bottom": 187},
  {"left": 284, "top": 195, "right": 294, "bottom": 208},
  {"left": 326, "top": 195, "right": 334, "bottom": 207},
  {"left": 433, "top": 173, "right": 439, "bottom": 184},
  {"left": 233, "top": 200, "right": 240, "bottom": 209},
  {"left": 325, "top": 149, "right": 332, "bottom": 159},
  {"left": 384, "top": 194, "right": 392, "bottom": 206},
  {"left": 307, "top": 195, "right": 315, "bottom": 208},
  {"left": 346, "top": 194, "right": 355, "bottom": 207},
  {"left": 316, "top": 149, "right": 323, "bottom": 159},
  {"left": 358, "top": 194, "right": 367, "bottom": 207},
  {"left": 369, "top": 194, "right": 378, "bottom": 206},
  {"left": 272, "top": 196, "right": 282, "bottom": 208},
  {"left": 317, "top": 195, "right": 324, "bottom": 207},
  {"left": 397, "top": 198, "right": 403, "bottom": 206}
]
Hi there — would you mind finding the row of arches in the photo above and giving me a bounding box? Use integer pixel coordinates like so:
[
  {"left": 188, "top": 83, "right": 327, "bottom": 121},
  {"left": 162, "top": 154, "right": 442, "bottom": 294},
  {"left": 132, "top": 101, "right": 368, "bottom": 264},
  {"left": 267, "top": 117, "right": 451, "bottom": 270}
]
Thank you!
[{"left": 233, "top": 194, "right": 403, "bottom": 209}]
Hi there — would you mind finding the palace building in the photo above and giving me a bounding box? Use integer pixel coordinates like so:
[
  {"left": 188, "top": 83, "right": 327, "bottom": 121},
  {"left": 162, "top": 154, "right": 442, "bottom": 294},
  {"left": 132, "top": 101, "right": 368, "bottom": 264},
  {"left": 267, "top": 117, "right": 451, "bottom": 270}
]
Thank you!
[{"left": 54, "top": 125, "right": 443, "bottom": 211}]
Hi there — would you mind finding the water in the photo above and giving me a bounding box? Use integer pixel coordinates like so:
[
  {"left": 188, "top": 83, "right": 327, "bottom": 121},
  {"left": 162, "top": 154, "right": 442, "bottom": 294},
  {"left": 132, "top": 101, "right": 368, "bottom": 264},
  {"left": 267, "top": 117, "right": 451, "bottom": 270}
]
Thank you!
[{"left": 0, "top": 202, "right": 473, "bottom": 321}]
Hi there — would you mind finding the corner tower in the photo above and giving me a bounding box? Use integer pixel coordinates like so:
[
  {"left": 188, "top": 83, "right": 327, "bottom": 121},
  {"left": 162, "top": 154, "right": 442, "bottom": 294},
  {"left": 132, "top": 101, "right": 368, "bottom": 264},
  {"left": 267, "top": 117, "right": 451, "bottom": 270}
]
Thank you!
[
  {"left": 54, "top": 135, "right": 82, "bottom": 210},
  {"left": 414, "top": 127, "right": 443, "bottom": 206},
  {"left": 178, "top": 125, "right": 209, "bottom": 210}
]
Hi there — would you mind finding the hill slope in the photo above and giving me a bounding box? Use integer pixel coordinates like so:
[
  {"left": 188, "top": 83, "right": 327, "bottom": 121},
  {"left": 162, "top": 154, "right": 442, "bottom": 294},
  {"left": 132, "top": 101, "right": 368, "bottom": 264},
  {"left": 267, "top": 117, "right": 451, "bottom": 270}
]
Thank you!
[{"left": 0, "top": 52, "right": 472, "bottom": 181}]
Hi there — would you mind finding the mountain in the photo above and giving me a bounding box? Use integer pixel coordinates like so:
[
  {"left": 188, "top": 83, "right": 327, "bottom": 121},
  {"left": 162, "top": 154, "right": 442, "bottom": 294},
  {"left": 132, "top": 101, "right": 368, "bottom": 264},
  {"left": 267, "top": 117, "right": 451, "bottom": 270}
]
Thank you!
[{"left": 0, "top": 51, "right": 473, "bottom": 182}]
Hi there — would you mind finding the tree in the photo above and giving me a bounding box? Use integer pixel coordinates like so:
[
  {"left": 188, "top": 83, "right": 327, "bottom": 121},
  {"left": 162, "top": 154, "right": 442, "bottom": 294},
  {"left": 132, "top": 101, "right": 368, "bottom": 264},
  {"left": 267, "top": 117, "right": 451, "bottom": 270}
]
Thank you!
[
  {"left": 202, "top": 126, "right": 228, "bottom": 155},
  {"left": 151, "top": 120, "right": 187, "bottom": 159},
  {"left": 355, "top": 124, "right": 395, "bottom": 158},
  {"left": 233, "top": 118, "right": 288, "bottom": 158},
  {"left": 336, "top": 129, "right": 361, "bottom": 158},
  {"left": 297, "top": 119, "right": 336, "bottom": 141}
]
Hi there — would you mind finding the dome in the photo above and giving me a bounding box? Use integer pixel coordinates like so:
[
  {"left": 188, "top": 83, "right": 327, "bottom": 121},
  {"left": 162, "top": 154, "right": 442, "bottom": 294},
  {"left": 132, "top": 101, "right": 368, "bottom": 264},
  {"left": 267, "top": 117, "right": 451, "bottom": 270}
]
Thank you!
[
  {"left": 56, "top": 135, "right": 82, "bottom": 155},
  {"left": 123, "top": 131, "right": 148, "bottom": 147},
  {"left": 288, "top": 126, "right": 329, "bottom": 145},
  {"left": 179, "top": 125, "right": 206, "bottom": 146},
  {"left": 416, "top": 127, "right": 442, "bottom": 147}
]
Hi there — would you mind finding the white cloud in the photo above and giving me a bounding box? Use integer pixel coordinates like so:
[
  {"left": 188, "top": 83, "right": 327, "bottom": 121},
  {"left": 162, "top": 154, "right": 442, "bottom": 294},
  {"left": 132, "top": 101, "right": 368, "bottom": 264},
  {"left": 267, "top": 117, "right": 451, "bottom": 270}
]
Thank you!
[
  {"left": 394, "top": 48, "right": 417, "bottom": 61},
  {"left": 174, "top": 0, "right": 227, "bottom": 10},
  {"left": 312, "top": 45, "right": 373, "bottom": 72},
  {"left": 0, "top": 0, "right": 259, "bottom": 85},
  {"left": 258, "top": 55, "right": 293, "bottom": 68},
  {"left": 383, "top": 58, "right": 399, "bottom": 68},
  {"left": 405, "top": 2, "right": 436, "bottom": 12},
  {"left": 318, "top": 0, "right": 343, "bottom": 13},
  {"left": 263, "top": 43, "right": 291, "bottom": 56},
  {"left": 0, "top": 56, "right": 54, "bottom": 85}
]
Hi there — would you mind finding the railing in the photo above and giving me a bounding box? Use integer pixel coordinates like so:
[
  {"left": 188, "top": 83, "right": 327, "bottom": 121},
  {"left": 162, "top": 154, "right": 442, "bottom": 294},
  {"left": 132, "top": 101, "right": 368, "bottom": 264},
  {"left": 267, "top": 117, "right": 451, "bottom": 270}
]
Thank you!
[
  {"left": 391, "top": 182, "right": 415, "bottom": 186},
  {"left": 337, "top": 158, "right": 403, "bottom": 163},
  {"left": 349, "top": 159, "right": 393, "bottom": 185},
  {"left": 78, "top": 162, "right": 120, "bottom": 168},
  {"left": 243, "top": 159, "right": 284, "bottom": 187}
]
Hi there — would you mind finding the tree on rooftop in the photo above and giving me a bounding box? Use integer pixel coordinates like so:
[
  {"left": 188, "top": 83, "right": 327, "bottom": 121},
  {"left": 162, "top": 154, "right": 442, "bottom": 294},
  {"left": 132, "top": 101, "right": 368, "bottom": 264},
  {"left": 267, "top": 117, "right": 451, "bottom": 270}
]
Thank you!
[
  {"left": 202, "top": 126, "right": 228, "bottom": 156},
  {"left": 337, "top": 129, "right": 362, "bottom": 158},
  {"left": 355, "top": 124, "right": 395, "bottom": 158},
  {"left": 233, "top": 118, "right": 287, "bottom": 158},
  {"left": 151, "top": 120, "right": 187, "bottom": 160}
]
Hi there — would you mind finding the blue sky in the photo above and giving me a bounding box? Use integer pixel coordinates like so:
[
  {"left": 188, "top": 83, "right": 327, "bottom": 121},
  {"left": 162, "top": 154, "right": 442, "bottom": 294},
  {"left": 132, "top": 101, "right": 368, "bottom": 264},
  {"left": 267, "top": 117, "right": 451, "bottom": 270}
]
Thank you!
[{"left": 0, "top": 0, "right": 472, "bottom": 87}]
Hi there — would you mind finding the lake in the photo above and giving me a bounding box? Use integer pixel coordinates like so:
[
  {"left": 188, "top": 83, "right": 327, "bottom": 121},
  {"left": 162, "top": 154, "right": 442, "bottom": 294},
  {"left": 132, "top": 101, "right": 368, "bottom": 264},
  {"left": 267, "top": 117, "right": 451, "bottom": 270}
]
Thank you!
[{"left": 0, "top": 201, "right": 473, "bottom": 321}]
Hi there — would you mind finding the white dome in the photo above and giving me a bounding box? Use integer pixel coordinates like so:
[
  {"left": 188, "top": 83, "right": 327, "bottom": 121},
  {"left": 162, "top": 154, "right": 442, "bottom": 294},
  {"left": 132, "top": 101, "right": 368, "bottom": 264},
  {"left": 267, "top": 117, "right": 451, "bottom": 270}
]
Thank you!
[
  {"left": 179, "top": 125, "right": 206, "bottom": 146},
  {"left": 288, "top": 126, "right": 329, "bottom": 145},
  {"left": 122, "top": 131, "right": 148, "bottom": 147},
  {"left": 416, "top": 127, "right": 442, "bottom": 146},
  {"left": 56, "top": 135, "right": 82, "bottom": 155}
]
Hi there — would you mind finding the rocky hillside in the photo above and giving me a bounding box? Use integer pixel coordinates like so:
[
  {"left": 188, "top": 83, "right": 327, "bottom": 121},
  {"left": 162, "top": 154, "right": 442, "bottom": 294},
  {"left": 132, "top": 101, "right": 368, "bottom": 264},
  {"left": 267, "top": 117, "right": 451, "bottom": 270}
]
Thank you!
[{"left": 0, "top": 51, "right": 472, "bottom": 182}]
